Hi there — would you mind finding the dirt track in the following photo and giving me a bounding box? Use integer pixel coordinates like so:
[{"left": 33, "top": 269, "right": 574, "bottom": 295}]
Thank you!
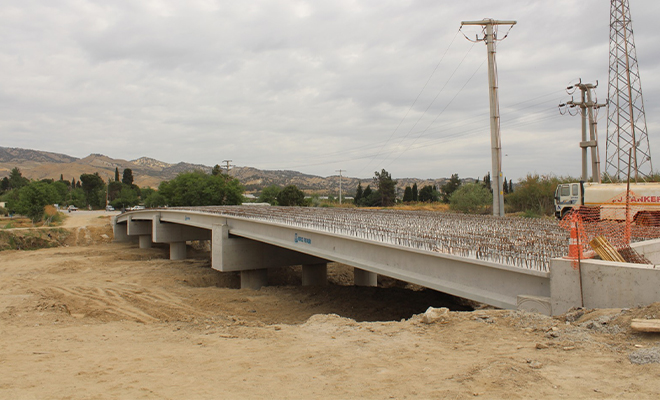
[{"left": 1, "top": 212, "right": 660, "bottom": 399}]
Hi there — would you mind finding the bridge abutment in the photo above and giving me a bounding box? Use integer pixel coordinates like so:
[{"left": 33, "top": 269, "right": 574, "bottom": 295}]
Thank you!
[
  {"left": 354, "top": 268, "right": 377, "bottom": 287},
  {"left": 302, "top": 263, "right": 328, "bottom": 286}
]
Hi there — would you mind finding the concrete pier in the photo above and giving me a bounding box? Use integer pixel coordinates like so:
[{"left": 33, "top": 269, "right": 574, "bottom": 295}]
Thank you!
[
  {"left": 138, "top": 235, "right": 152, "bottom": 249},
  {"left": 169, "top": 242, "right": 187, "bottom": 260},
  {"left": 241, "top": 269, "right": 268, "bottom": 290},
  {"left": 354, "top": 268, "right": 377, "bottom": 287},
  {"left": 302, "top": 263, "right": 328, "bottom": 286}
]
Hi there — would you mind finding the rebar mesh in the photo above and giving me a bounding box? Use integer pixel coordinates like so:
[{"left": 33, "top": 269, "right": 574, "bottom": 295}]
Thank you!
[{"left": 172, "top": 206, "right": 574, "bottom": 272}]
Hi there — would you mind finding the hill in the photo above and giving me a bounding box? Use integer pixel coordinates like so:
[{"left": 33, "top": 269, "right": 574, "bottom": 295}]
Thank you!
[{"left": 0, "top": 146, "right": 453, "bottom": 195}]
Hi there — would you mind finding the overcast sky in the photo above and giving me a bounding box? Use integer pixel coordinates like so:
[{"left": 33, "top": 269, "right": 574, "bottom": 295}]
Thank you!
[{"left": 2, "top": 0, "right": 659, "bottom": 181}]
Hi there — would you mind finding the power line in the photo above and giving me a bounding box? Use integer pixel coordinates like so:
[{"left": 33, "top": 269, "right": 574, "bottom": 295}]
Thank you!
[{"left": 357, "top": 28, "right": 463, "bottom": 176}]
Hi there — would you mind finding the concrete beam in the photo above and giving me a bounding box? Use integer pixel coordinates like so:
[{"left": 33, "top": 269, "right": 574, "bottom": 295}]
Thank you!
[
  {"left": 127, "top": 216, "right": 151, "bottom": 236},
  {"left": 241, "top": 269, "right": 268, "bottom": 290},
  {"left": 153, "top": 214, "right": 211, "bottom": 243},
  {"left": 138, "top": 235, "right": 153, "bottom": 249},
  {"left": 170, "top": 242, "right": 187, "bottom": 260},
  {"left": 211, "top": 224, "right": 326, "bottom": 272},
  {"left": 354, "top": 268, "right": 377, "bottom": 287},
  {"left": 302, "top": 263, "right": 328, "bottom": 286}
]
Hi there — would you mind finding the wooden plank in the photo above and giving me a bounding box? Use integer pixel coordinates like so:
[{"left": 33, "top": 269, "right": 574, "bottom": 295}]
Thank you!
[
  {"left": 631, "top": 319, "right": 660, "bottom": 333},
  {"left": 589, "top": 236, "right": 625, "bottom": 263}
]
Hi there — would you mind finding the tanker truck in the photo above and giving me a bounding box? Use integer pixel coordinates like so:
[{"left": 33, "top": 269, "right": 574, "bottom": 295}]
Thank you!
[{"left": 554, "top": 182, "right": 660, "bottom": 224}]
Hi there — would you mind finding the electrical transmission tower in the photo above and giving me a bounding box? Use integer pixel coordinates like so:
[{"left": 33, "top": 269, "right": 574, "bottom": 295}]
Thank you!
[{"left": 606, "top": 0, "right": 652, "bottom": 181}]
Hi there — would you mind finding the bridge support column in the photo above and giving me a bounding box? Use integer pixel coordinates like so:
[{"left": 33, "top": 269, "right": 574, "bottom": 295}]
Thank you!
[
  {"left": 302, "top": 263, "right": 327, "bottom": 286},
  {"left": 170, "top": 242, "right": 187, "bottom": 260},
  {"left": 139, "top": 235, "right": 152, "bottom": 249},
  {"left": 354, "top": 268, "right": 377, "bottom": 287},
  {"left": 241, "top": 269, "right": 268, "bottom": 290}
]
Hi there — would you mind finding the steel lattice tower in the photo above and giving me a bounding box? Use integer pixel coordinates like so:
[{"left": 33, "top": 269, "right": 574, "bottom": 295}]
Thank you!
[{"left": 606, "top": 0, "right": 652, "bottom": 180}]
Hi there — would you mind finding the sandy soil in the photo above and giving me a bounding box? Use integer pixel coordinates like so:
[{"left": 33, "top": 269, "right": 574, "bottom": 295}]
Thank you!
[{"left": 1, "top": 211, "right": 660, "bottom": 399}]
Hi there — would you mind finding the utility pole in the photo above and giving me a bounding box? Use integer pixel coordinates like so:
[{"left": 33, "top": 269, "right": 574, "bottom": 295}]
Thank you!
[
  {"left": 461, "top": 18, "right": 516, "bottom": 217},
  {"left": 560, "top": 81, "right": 606, "bottom": 183},
  {"left": 335, "top": 169, "right": 345, "bottom": 205},
  {"left": 222, "top": 159, "right": 233, "bottom": 176}
]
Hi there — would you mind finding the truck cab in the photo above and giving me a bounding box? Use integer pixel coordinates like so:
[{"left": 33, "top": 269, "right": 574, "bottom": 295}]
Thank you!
[{"left": 554, "top": 182, "right": 582, "bottom": 219}]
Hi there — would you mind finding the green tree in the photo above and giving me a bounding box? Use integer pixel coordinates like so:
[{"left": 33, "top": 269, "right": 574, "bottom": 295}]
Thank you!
[
  {"left": 441, "top": 174, "right": 461, "bottom": 203},
  {"left": 412, "top": 183, "right": 418, "bottom": 202},
  {"left": 15, "top": 181, "right": 59, "bottom": 222},
  {"left": 277, "top": 185, "right": 305, "bottom": 206},
  {"left": 9, "top": 167, "right": 29, "bottom": 190},
  {"left": 212, "top": 164, "right": 222, "bottom": 176},
  {"left": 80, "top": 173, "right": 106, "bottom": 208},
  {"left": 107, "top": 181, "right": 123, "bottom": 203},
  {"left": 509, "top": 180, "right": 513, "bottom": 193},
  {"left": 358, "top": 185, "right": 381, "bottom": 207},
  {"left": 1, "top": 177, "right": 9, "bottom": 193},
  {"left": 258, "top": 185, "right": 281, "bottom": 205},
  {"left": 115, "top": 167, "right": 120, "bottom": 182},
  {"left": 159, "top": 171, "right": 244, "bottom": 206},
  {"left": 373, "top": 169, "right": 396, "bottom": 207},
  {"left": 505, "top": 174, "right": 569, "bottom": 216},
  {"left": 354, "top": 183, "right": 363, "bottom": 205},
  {"left": 144, "top": 191, "right": 167, "bottom": 208},
  {"left": 67, "top": 188, "right": 87, "bottom": 208},
  {"left": 419, "top": 185, "right": 440, "bottom": 202},
  {"left": 449, "top": 183, "right": 492, "bottom": 214},
  {"left": 503, "top": 177, "right": 509, "bottom": 194},
  {"left": 402, "top": 186, "right": 413, "bottom": 202},
  {"left": 111, "top": 186, "right": 139, "bottom": 209},
  {"left": 122, "top": 169, "right": 134, "bottom": 186},
  {"left": 51, "top": 180, "right": 69, "bottom": 205},
  {"left": 483, "top": 172, "right": 492, "bottom": 193}
]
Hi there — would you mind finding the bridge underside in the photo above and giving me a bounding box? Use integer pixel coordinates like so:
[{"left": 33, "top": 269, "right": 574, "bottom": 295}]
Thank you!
[{"left": 114, "top": 208, "right": 660, "bottom": 316}]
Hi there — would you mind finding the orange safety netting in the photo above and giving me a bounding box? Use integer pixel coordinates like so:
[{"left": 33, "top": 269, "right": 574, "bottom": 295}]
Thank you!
[{"left": 558, "top": 204, "right": 660, "bottom": 268}]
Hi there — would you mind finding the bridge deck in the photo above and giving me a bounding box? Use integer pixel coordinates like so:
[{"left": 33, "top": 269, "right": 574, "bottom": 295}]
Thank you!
[{"left": 172, "top": 206, "right": 568, "bottom": 271}]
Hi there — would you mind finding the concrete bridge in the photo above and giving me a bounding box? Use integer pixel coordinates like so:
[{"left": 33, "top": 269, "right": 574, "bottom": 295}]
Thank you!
[{"left": 113, "top": 206, "right": 660, "bottom": 316}]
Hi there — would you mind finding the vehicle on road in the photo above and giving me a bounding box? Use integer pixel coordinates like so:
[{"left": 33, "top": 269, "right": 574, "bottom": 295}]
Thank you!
[{"left": 554, "top": 181, "right": 660, "bottom": 224}]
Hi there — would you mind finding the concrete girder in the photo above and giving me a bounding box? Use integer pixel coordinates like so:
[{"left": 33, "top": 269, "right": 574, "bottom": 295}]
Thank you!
[
  {"left": 127, "top": 216, "right": 151, "bottom": 236},
  {"left": 211, "top": 224, "right": 327, "bottom": 272},
  {"left": 152, "top": 214, "right": 211, "bottom": 243}
]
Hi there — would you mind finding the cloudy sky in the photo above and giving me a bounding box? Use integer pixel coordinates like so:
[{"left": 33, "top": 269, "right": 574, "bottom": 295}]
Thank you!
[{"left": 2, "top": 0, "right": 659, "bottom": 181}]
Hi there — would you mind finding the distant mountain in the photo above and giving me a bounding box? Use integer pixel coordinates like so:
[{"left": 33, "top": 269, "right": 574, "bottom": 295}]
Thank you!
[
  {"left": 0, "top": 146, "right": 454, "bottom": 195},
  {"left": 0, "top": 147, "right": 78, "bottom": 164}
]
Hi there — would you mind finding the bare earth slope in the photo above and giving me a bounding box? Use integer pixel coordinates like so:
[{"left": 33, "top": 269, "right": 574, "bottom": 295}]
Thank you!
[{"left": 1, "top": 212, "right": 660, "bottom": 399}]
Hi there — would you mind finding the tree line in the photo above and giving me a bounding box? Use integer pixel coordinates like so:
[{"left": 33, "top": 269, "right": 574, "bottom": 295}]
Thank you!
[{"left": 0, "top": 166, "right": 246, "bottom": 222}]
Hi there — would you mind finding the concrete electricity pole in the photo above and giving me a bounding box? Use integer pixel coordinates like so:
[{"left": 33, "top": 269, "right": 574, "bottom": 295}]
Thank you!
[
  {"left": 222, "top": 160, "right": 233, "bottom": 176},
  {"left": 461, "top": 19, "right": 516, "bottom": 217},
  {"left": 335, "top": 169, "right": 345, "bottom": 205},
  {"left": 559, "top": 81, "right": 606, "bottom": 183}
]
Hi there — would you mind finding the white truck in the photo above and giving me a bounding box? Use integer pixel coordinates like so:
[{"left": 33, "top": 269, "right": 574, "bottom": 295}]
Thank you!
[{"left": 554, "top": 182, "right": 660, "bottom": 224}]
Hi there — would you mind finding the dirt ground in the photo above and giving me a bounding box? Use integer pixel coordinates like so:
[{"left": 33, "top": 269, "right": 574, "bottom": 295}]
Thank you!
[{"left": 1, "top": 212, "right": 660, "bottom": 399}]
